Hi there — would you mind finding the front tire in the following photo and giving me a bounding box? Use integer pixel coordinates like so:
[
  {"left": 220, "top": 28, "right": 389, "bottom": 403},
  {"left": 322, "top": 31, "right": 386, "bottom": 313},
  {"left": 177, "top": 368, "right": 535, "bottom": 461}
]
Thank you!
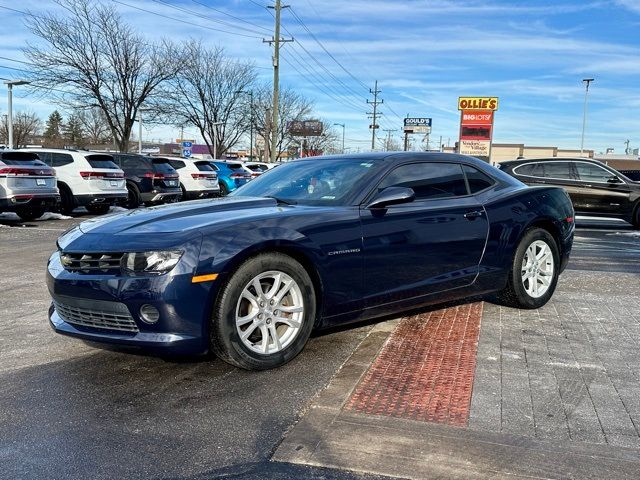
[
  {"left": 210, "top": 253, "right": 316, "bottom": 370},
  {"left": 498, "top": 228, "right": 560, "bottom": 309}
]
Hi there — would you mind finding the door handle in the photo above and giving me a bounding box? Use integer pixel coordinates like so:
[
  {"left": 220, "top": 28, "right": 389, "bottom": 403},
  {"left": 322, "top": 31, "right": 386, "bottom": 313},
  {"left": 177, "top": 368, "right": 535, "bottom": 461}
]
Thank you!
[{"left": 464, "top": 210, "right": 484, "bottom": 220}]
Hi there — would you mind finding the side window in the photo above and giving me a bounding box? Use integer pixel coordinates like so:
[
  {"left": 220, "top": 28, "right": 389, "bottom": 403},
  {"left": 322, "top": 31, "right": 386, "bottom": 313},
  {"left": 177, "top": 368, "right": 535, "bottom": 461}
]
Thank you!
[
  {"left": 575, "top": 163, "right": 614, "bottom": 183},
  {"left": 462, "top": 165, "right": 495, "bottom": 193},
  {"left": 513, "top": 164, "right": 534, "bottom": 176},
  {"left": 378, "top": 163, "right": 468, "bottom": 200},
  {"left": 541, "top": 162, "right": 573, "bottom": 180},
  {"left": 169, "top": 160, "right": 185, "bottom": 170},
  {"left": 37, "top": 152, "right": 52, "bottom": 166},
  {"left": 50, "top": 153, "right": 74, "bottom": 167}
]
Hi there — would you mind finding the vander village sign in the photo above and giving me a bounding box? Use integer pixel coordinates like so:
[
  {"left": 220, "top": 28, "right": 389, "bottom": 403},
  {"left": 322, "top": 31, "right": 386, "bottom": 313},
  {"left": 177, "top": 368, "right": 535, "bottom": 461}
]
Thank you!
[{"left": 458, "top": 97, "right": 499, "bottom": 161}]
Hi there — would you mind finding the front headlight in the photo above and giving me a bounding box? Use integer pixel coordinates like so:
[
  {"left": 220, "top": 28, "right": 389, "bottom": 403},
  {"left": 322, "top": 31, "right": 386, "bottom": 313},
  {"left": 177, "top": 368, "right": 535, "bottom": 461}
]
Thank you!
[{"left": 122, "top": 250, "right": 183, "bottom": 275}]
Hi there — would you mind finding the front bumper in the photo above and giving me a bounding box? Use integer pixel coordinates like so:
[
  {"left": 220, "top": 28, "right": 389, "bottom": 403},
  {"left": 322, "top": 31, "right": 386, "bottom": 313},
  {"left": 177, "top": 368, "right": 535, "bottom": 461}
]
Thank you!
[{"left": 46, "top": 251, "right": 216, "bottom": 355}]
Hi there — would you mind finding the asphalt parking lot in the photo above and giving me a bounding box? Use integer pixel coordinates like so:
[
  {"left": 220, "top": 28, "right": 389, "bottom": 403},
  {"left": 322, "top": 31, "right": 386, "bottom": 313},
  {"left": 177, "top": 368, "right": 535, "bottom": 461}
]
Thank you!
[{"left": 1, "top": 212, "right": 639, "bottom": 479}]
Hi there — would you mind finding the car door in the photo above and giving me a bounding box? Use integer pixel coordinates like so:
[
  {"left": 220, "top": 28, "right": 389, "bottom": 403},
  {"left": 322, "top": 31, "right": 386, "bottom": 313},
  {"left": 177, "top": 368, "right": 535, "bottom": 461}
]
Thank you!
[
  {"left": 360, "top": 162, "right": 489, "bottom": 307},
  {"left": 572, "top": 161, "right": 632, "bottom": 217}
]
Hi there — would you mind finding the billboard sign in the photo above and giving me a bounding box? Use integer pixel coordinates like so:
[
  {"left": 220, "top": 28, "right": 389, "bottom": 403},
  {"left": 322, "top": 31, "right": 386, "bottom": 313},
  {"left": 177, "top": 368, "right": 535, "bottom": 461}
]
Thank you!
[
  {"left": 287, "top": 120, "right": 324, "bottom": 137},
  {"left": 403, "top": 117, "right": 432, "bottom": 134}
]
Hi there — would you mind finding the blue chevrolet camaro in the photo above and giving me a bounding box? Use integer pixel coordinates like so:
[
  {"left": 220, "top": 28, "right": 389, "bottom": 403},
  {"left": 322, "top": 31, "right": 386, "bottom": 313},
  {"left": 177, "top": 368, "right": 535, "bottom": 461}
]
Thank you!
[{"left": 47, "top": 152, "right": 574, "bottom": 370}]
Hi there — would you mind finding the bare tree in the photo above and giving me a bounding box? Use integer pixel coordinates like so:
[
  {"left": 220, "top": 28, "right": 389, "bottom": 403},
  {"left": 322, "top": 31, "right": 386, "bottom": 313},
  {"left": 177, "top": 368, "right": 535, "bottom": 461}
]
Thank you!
[
  {"left": 155, "top": 41, "right": 256, "bottom": 158},
  {"left": 300, "top": 124, "right": 341, "bottom": 157},
  {"left": 252, "top": 84, "right": 314, "bottom": 161},
  {"left": 24, "top": 0, "right": 179, "bottom": 152},
  {"left": 76, "top": 107, "right": 112, "bottom": 145},
  {"left": 1, "top": 112, "right": 42, "bottom": 147}
]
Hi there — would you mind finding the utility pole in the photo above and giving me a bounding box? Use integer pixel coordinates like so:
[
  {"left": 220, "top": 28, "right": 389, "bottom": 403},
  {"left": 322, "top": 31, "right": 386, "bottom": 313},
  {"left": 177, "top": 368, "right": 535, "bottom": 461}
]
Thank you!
[
  {"left": 265, "top": 0, "right": 293, "bottom": 162},
  {"left": 383, "top": 129, "right": 395, "bottom": 151},
  {"left": 403, "top": 113, "right": 409, "bottom": 151},
  {"left": 367, "top": 80, "right": 383, "bottom": 151}
]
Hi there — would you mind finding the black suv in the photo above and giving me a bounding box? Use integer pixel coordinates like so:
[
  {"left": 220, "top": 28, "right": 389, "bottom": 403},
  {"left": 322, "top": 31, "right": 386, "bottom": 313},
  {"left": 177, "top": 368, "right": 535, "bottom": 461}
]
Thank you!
[
  {"left": 110, "top": 154, "right": 182, "bottom": 208},
  {"left": 499, "top": 157, "right": 640, "bottom": 227}
]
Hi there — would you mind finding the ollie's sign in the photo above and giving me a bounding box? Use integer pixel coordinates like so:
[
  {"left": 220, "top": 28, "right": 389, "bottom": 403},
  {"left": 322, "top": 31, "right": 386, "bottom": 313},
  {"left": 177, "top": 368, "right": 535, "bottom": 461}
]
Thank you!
[
  {"left": 458, "top": 98, "right": 498, "bottom": 161},
  {"left": 458, "top": 97, "right": 498, "bottom": 111}
]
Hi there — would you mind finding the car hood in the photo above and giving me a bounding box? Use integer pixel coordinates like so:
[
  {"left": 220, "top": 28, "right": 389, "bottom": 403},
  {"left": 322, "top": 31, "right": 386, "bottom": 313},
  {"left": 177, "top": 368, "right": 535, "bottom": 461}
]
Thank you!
[{"left": 78, "top": 197, "right": 280, "bottom": 235}]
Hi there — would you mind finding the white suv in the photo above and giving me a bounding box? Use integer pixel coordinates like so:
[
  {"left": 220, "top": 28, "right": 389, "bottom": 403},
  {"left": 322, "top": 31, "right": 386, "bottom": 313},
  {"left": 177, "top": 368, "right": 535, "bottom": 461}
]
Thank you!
[
  {"left": 21, "top": 149, "right": 127, "bottom": 215},
  {"left": 160, "top": 156, "right": 221, "bottom": 199}
]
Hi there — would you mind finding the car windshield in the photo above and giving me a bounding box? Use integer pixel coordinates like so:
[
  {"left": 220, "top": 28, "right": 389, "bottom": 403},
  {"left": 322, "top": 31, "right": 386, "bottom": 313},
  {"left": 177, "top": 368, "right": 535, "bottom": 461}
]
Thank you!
[{"left": 230, "top": 157, "right": 381, "bottom": 206}]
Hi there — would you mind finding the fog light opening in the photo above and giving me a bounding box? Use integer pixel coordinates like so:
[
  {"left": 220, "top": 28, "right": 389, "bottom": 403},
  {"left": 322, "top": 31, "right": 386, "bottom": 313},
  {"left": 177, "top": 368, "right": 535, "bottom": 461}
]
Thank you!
[{"left": 140, "top": 304, "right": 160, "bottom": 324}]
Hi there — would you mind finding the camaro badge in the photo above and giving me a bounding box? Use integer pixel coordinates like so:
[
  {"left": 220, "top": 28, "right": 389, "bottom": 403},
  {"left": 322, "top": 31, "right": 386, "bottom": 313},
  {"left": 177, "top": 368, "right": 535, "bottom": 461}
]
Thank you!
[{"left": 327, "top": 248, "right": 361, "bottom": 256}]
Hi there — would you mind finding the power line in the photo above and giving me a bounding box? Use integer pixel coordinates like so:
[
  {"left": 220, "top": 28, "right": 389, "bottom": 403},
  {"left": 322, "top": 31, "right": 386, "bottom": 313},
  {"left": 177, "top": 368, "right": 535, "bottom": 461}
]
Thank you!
[
  {"left": 287, "top": 7, "right": 369, "bottom": 91},
  {"left": 111, "top": 0, "right": 263, "bottom": 39},
  {"left": 150, "top": 0, "right": 269, "bottom": 36},
  {"left": 189, "top": 0, "right": 272, "bottom": 33}
]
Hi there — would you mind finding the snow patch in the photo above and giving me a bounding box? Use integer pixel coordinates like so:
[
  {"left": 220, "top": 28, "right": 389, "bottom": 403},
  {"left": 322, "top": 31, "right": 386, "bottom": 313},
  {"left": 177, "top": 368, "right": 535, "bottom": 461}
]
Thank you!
[
  {"left": 36, "top": 212, "right": 72, "bottom": 221},
  {"left": 109, "top": 206, "right": 128, "bottom": 213},
  {"left": 0, "top": 212, "right": 20, "bottom": 221}
]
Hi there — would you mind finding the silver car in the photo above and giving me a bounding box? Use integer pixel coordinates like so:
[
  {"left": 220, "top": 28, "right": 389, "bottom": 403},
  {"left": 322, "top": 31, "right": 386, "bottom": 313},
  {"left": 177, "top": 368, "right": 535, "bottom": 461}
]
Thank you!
[{"left": 0, "top": 150, "right": 59, "bottom": 221}]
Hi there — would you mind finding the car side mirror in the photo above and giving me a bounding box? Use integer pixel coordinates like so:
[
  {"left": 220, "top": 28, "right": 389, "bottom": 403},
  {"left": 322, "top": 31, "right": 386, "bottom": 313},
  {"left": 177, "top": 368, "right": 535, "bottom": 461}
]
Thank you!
[
  {"left": 366, "top": 187, "right": 415, "bottom": 209},
  {"left": 607, "top": 175, "right": 623, "bottom": 184}
]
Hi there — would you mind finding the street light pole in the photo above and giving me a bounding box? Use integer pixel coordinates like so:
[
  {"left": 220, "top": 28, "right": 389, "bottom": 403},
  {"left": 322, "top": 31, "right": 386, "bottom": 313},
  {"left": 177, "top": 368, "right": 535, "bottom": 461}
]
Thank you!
[
  {"left": 580, "top": 78, "right": 594, "bottom": 156},
  {"left": 4, "top": 80, "right": 30, "bottom": 149},
  {"left": 212, "top": 121, "right": 224, "bottom": 160},
  {"left": 236, "top": 90, "right": 255, "bottom": 160},
  {"left": 333, "top": 123, "right": 345, "bottom": 154}
]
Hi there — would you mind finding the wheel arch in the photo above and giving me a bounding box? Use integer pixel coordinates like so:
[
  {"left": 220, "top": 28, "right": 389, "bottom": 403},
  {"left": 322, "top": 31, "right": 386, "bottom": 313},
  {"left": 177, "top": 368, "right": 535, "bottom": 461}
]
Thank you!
[
  {"left": 522, "top": 217, "right": 563, "bottom": 254},
  {"left": 209, "top": 241, "right": 325, "bottom": 330}
]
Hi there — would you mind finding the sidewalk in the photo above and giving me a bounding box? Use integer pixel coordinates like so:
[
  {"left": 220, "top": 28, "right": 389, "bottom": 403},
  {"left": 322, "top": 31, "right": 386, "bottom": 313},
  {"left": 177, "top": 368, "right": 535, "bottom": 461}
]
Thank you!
[{"left": 273, "top": 271, "right": 640, "bottom": 479}]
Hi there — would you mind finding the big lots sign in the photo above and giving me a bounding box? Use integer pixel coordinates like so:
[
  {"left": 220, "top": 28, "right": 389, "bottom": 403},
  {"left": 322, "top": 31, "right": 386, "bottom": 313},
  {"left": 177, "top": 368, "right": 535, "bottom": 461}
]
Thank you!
[{"left": 458, "top": 97, "right": 498, "bottom": 161}]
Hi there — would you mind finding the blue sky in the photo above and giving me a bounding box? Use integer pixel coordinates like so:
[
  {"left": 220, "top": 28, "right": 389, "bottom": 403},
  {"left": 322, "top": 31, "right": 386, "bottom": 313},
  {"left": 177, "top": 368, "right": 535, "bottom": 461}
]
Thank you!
[{"left": 0, "top": 0, "right": 639, "bottom": 153}]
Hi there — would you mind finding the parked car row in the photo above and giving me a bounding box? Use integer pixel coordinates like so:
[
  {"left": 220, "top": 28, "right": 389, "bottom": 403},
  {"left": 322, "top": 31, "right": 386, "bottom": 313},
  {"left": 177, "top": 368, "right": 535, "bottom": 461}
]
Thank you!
[
  {"left": 7, "top": 148, "right": 637, "bottom": 227},
  {"left": 0, "top": 149, "right": 265, "bottom": 219}
]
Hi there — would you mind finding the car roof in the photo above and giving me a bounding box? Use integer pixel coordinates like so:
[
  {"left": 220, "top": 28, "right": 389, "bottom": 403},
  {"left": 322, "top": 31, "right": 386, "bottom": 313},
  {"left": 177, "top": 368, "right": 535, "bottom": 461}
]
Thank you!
[{"left": 501, "top": 157, "right": 603, "bottom": 166}]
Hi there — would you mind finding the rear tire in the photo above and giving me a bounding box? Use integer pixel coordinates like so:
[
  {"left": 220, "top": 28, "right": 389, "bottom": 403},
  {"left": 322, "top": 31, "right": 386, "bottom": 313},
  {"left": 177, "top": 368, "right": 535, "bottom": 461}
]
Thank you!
[
  {"left": 59, "top": 186, "right": 75, "bottom": 215},
  {"left": 86, "top": 204, "right": 110, "bottom": 215},
  {"left": 219, "top": 183, "right": 229, "bottom": 196},
  {"left": 15, "top": 206, "right": 46, "bottom": 221},
  {"left": 497, "top": 228, "right": 560, "bottom": 309},
  {"left": 632, "top": 204, "right": 640, "bottom": 229},
  {"left": 126, "top": 183, "right": 141, "bottom": 209},
  {"left": 210, "top": 253, "right": 316, "bottom": 370}
]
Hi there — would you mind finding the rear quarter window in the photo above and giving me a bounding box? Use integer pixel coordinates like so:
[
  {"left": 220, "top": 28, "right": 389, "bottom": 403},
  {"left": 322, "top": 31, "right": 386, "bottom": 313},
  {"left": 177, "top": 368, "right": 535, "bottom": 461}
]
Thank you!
[{"left": 463, "top": 165, "right": 495, "bottom": 193}]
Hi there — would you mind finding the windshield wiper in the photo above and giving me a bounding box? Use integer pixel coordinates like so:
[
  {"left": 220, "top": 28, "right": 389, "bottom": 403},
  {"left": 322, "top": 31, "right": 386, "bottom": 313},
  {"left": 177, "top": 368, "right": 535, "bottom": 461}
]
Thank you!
[{"left": 265, "top": 195, "right": 297, "bottom": 205}]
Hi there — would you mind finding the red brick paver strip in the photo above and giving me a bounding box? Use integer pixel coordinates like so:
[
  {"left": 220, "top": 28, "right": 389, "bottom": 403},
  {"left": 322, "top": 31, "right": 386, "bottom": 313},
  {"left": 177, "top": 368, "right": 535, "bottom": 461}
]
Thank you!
[{"left": 345, "top": 302, "right": 483, "bottom": 426}]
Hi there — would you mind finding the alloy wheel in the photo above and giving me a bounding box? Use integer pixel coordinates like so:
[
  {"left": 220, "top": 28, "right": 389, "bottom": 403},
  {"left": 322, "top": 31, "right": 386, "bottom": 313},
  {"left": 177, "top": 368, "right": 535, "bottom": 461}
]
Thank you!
[
  {"left": 521, "top": 240, "right": 555, "bottom": 298},
  {"left": 235, "top": 270, "right": 305, "bottom": 355}
]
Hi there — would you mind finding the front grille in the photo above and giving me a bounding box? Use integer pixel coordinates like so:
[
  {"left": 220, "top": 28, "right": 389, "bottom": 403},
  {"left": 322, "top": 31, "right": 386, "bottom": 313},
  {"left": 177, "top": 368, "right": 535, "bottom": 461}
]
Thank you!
[
  {"left": 60, "top": 252, "right": 124, "bottom": 273},
  {"left": 54, "top": 298, "right": 139, "bottom": 333}
]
